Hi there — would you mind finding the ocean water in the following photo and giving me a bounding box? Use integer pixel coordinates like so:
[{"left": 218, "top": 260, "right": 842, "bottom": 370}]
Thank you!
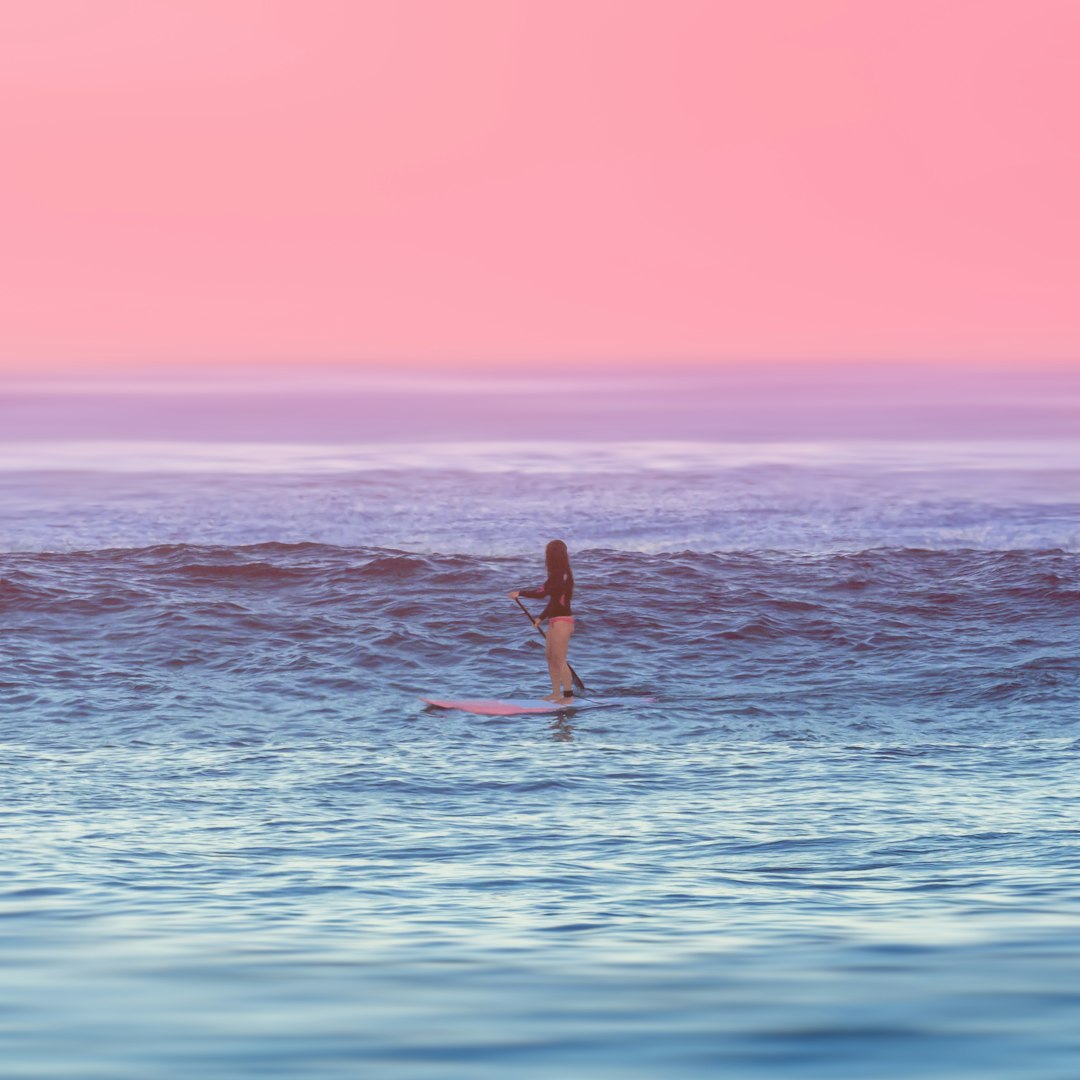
[{"left": 2, "top": 431, "right": 1079, "bottom": 1078}]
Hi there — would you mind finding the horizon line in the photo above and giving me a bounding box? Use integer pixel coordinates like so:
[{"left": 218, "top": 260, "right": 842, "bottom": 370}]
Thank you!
[{"left": 4, "top": 358, "right": 1078, "bottom": 394}]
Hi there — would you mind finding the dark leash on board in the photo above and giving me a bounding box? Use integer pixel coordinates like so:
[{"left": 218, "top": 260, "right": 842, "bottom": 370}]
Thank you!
[{"left": 513, "top": 596, "right": 587, "bottom": 693}]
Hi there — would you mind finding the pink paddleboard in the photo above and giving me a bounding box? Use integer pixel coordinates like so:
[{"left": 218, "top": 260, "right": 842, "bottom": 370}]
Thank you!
[{"left": 420, "top": 696, "right": 644, "bottom": 716}]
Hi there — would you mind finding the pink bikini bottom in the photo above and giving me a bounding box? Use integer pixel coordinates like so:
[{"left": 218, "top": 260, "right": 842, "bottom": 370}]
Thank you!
[{"left": 549, "top": 616, "right": 575, "bottom": 627}]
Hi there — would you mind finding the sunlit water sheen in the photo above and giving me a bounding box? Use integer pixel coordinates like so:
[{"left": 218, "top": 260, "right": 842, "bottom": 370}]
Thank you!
[{"left": 2, "top": 439, "right": 1079, "bottom": 1078}]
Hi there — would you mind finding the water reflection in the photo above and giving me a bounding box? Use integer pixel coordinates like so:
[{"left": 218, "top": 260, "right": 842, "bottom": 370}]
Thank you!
[{"left": 549, "top": 715, "right": 574, "bottom": 742}]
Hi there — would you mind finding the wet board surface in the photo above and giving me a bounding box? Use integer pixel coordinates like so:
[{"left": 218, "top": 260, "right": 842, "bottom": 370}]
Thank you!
[{"left": 420, "top": 696, "right": 645, "bottom": 716}]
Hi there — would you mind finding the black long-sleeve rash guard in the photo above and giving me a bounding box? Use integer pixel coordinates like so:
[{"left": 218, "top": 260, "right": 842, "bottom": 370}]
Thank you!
[{"left": 518, "top": 572, "right": 573, "bottom": 621}]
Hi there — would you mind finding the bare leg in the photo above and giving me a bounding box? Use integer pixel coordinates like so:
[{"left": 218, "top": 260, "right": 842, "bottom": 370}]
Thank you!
[
  {"left": 545, "top": 634, "right": 561, "bottom": 700},
  {"left": 546, "top": 621, "right": 574, "bottom": 701}
]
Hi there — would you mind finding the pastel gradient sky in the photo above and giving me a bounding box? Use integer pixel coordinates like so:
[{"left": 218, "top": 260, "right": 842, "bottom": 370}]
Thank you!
[{"left": 1, "top": 0, "right": 1077, "bottom": 375}]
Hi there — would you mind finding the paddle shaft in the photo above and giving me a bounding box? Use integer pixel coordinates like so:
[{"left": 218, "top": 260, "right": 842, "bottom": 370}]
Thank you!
[{"left": 513, "top": 597, "right": 586, "bottom": 692}]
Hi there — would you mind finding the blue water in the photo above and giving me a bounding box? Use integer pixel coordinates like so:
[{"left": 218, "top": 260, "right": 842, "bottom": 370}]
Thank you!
[{"left": 2, "top": 437, "right": 1079, "bottom": 1078}]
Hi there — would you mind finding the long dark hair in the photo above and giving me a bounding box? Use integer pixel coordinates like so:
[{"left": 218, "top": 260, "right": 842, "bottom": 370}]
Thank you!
[{"left": 545, "top": 539, "right": 572, "bottom": 582}]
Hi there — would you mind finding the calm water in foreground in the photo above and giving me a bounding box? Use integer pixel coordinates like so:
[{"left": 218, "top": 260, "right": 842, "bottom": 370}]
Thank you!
[{"left": 2, "top": 435, "right": 1079, "bottom": 1078}]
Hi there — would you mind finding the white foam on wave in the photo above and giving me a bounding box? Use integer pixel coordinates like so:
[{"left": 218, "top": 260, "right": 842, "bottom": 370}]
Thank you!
[{"left": 3, "top": 438, "right": 1080, "bottom": 475}]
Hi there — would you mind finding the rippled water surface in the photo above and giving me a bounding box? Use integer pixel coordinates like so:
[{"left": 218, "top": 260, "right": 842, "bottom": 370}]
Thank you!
[{"left": 2, "top": 439, "right": 1079, "bottom": 1078}]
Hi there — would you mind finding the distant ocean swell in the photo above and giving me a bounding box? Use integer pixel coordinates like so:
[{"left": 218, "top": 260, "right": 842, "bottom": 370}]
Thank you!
[{"left": 1, "top": 440, "right": 1078, "bottom": 554}]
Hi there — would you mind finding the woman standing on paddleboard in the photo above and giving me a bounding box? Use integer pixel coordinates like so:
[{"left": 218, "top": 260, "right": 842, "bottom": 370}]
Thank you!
[{"left": 509, "top": 539, "right": 575, "bottom": 704}]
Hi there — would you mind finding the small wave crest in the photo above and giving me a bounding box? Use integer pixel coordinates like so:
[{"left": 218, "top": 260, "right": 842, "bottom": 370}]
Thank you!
[{"left": 1, "top": 542, "right": 1075, "bottom": 744}]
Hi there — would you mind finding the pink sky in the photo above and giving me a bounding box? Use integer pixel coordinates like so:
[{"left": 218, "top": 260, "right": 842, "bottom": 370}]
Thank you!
[{"left": 1, "top": 1, "right": 1077, "bottom": 375}]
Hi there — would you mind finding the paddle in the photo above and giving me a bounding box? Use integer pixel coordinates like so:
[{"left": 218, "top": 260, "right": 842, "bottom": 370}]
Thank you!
[{"left": 513, "top": 596, "right": 587, "bottom": 692}]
